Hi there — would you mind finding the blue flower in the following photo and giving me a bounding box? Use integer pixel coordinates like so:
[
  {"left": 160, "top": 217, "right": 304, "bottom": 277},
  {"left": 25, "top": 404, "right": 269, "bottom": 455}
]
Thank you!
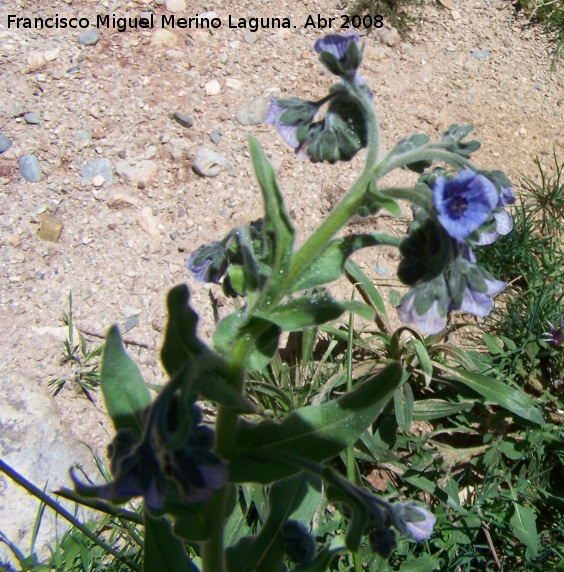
[
  {"left": 186, "top": 241, "right": 228, "bottom": 283},
  {"left": 474, "top": 186, "right": 515, "bottom": 246},
  {"left": 433, "top": 170, "right": 498, "bottom": 239},
  {"left": 265, "top": 99, "right": 319, "bottom": 149},
  {"left": 390, "top": 501, "right": 436, "bottom": 541},
  {"left": 314, "top": 32, "right": 362, "bottom": 77},
  {"left": 542, "top": 317, "right": 564, "bottom": 348},
  {"left": 448, "top": 257, "right": 506, "bottom": 318},
  {"left": 397, "top": 275, "right": 449, "bottom": 334}
]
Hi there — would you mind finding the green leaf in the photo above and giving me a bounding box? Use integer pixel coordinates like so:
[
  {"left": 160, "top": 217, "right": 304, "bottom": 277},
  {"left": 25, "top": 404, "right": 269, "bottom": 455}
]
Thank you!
[
  {"left": 144, "top": 511, "right": 199, "bottom": 572},
  {"left": 292, "top": 234, "right": 399, "bottom": 293},
  {"left": 394, "top": 383, "right": 414, "bottom": 432},
  {"left": 402, "top": 470, "right": 467, "bottom": 515},
  {"left": 101, "top": 325, "right": 151, "bottom": 435},
  {"left": 510, "top": 504, "right": 538, "bottom": 556},
  {"left": 410, "top": 338, "right": 434, "bottom": 387},
  {"left": 229, "top": 362, "right": 403, "bottom": 483},
  {"left": 441, "top": 368, "right": 545, "bottom": 426},
  {"left": 398, "top": 555, "right": 440, "bottom": 572},
  {"left": 248, "top": 136, "right": 295, "bottom": 304},
  {"left": 226, "top": 473, "right": 311, "bottom": 572},
  {"left": 256, "top": 292, "right": 345, "bottom": 330},
  {"left": 412, "top": 399, "right": 474, "bottom": 421},
  {"left": 161, "top": 284, "right": 206, "bottom": 378}
]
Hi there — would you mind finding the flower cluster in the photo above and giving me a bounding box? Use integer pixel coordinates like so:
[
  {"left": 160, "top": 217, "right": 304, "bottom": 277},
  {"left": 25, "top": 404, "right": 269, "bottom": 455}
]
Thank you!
[
  {"left": 265, "top": 32, "right": 372, "bottom": 163},
  {"left": 397, "top": 170, "right": 513, "bottom": 334},
  {"left": 72, "top": 396, "right": 227, "bottom": 510}
]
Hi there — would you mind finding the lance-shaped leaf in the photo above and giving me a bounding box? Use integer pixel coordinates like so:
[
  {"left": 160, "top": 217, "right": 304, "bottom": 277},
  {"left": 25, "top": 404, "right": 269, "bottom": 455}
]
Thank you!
[
  {"left": 441, "top": 124, "right": 481, "bottom": 157},
  {"left": 248, "top": 136, "right": 295, "bottom": 305},
  {"left": 161, "top": 284, "right": 206, "bottom": 377},
  {"left": 229, "top": 362, "right": 403, "bottom": 483},
  {"left": 439, "top": 367, "right": 545, "bottom": 426},
  {"left": 291, "top": 234, "right": 400, "bottom": 293},
  {"left": 101, "top": 325, "right": 151, "bottom": 436}
]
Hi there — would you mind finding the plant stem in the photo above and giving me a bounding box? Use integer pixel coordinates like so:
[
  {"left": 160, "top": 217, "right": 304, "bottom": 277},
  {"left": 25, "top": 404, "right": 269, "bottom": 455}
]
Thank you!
[{"left": 204, "top": 336, "right": 252, "bottom": 572}]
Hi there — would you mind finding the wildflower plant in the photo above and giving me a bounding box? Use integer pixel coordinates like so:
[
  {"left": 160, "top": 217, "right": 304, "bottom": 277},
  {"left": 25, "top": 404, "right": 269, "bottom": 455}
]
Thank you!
[{"left": 53, "top": 32, "right": 545, "bottom": 571}]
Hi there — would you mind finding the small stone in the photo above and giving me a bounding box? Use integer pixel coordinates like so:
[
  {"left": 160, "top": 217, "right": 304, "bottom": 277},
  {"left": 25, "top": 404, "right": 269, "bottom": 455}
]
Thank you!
[
  {"left": 81, "top": 158, "right": 113, "bottom": 187},
  {"left": 376, "top": 27, "right": 400, "bottom": 47},
  {"left": 210, "top": 129, "right": 221, "bottom": 144},
  {"left": 78, "top": 29, "right": 100, "bottom": 46},
  {"left": 115, "top": 159, "right": 159, "bottom": 187},
  {"left": 244, "top": 32, "right": 258, "bottom": 44},
  {"left": 124, "top": 315, "right": 139, "bottom": 331},
  {"left": 165, "top": 0, "right": 186, "bottom": 11},
  {"left": 66, "top": 66, "right": 80, "bottom": 74},
  {"left": 192, "top": 148, "right": 234, "bottom": 177},
  {"left": 205, "top": 79, "right": 220, "bottom": 95},
  {"left": 171, "top": 111, "right": 193, "bottom": 128},
  {"left": 43, "top": 47, "right": 60, "bottom": 61},
  {"left": 0, "top": 134, "right": 13, "bottom": 154},
  {"left": 136, "top": 206, "right": 161, "bottom": 241},
  {"left": 471, "top": 50, "right": 491, "bottom": 59},
  {"left": 24, "top": 112, "right": 40, "bottom": 125},
  {"left": 225, "top": 78, "right": 242, "bottom": 90},
  {"left": 18, "top": 154, "right": 42, "bottom": 182},
  {"left": 27, "top": 51, "right": 46, "bottom": 72},
  {"left": 91, "top": 174, "right": 106, "bottom": 187},
  {"left": 235, "top": 96, "right": 269, "bottom": 125},
  {"left": 150, "top": 29, "right": 179, "bottom": 48},
  {"left": 76, "top": 130, "right": 92, "bottom": 142},
  {"left": 38, "top": 214, "right": 63, "bottom": 242},
  {"left": 450, "top": 10, "right": 461, "bottom": 20},
  {"left": 534, "top": 83, "right": 543, "bottom": 91}
]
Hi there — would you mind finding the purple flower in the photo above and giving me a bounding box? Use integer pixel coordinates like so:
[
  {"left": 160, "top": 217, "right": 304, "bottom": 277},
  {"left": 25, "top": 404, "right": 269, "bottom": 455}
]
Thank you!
[
  {"left": 474, "top": 186, "right": 515, "bottom": 245},
  {"left": 265, "top": 99, "right": 318, "bottom": 149},
  {"left": 397, "top": 276, "right": 449, "bottom": 335},
  {"left": 186, "top": 241, "right": 228, "bottom": 283},
  {"left": 542, "top": 317, "right": 564, "bottom": 348},
  {"left": 314, "top": 31, "right": 360, "bottom": 66},
  {"left": 391, "top": 501, "right": 436, "bottom": 541},
  {"left": 448, "top": 257, "right": 506, "bottom": 317},
  {"left": 433, "top": 171, "right": 498, "bottom": 239}
]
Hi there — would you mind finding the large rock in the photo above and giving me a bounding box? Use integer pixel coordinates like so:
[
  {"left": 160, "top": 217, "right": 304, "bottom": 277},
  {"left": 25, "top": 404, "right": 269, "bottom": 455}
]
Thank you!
[{"left": 0, "top": 372, "right": 98, "bottom": 565}]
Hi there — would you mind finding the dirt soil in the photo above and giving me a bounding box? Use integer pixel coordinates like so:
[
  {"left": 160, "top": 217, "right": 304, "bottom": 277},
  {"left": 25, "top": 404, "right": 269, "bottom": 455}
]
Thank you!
[{"left": 1, "top": 0, "right": 563, "bottom": 465}]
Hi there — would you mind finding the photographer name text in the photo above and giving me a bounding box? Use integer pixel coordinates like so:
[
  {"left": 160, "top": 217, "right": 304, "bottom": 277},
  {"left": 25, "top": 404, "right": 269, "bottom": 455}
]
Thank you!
[{"left": 7, "top": 13, "right": 384, "bottom": 33}]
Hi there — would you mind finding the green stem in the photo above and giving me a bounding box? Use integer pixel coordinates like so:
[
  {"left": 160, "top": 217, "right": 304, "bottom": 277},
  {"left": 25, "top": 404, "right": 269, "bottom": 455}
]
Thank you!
[
  {"left": 0, "top": 459, "right": 142, "bottom": 572},
  {"left": 345, "top": 301, "right": 363, "bottom": 572},
  {"left": 204, "top": 336, "right": 252, "bottom": 572}
]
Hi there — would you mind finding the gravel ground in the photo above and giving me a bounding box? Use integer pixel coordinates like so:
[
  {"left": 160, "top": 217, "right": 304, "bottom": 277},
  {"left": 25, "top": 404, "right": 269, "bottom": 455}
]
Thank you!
[{"left": 0, "top": 0, "right": 563, "bottom": 509}]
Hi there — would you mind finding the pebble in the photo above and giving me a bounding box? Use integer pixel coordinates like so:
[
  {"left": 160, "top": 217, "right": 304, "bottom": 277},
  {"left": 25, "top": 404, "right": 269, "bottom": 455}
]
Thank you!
[
  {"left": 376, "top": 27, "right": 400, "bottom": 47},
  {"left": 205, "top": 80, "right": 221, "bottom": 95},
  {"left": 235, "top": 96, "right": 269, "bottom": 125},
  {"left": 91, "top": 174, "right": 106, "bottom": 187},
  {"left": 76, "top": 130, "right": 92, "bottom": 142},
  {"left": 210, "top": 129, "right": 222, "bottom": 144},
  {"left": 165, "top": 0, "right": 186, "bottom": 11},
  {"left": 170, "top": 111, "right": 193, "bottom": 128},
  {"left": 78, "top": 30, "right": 100, "bottom": 46},
  {"left": 471, "top": 50, "right": 491, "bottom": 59},
  {"left": 115, "top": 159, "right": 158, "bottom": 187},
  {"left": 24, "top": 112, "right": 40, "bottom": 125},
  {"left": 244, "top": 32, "right": 258, "bottom": 45},
  {"left": 136, "top": 206, "right": 161, "bottom": 241},
  {"left": 81, "top": 158, "right": 113, "bottom": 187},
  {"left": 18, "top": 154, "right": 42, "bottom": 182},
  {"left": 0, "top": 134, "right": 13, "bottom": 154},
  {"left": 27, "top": 52, "right": 46, "bottom": 72},
  {"left": 225, "top": 78, "right": 242, "bottom": 90},
  {"left": 124, "top": 316, "right": 139, "bottom": 331},
  {"left": 150, "top": 29, "right": 179, "bottom": 48},
  {"left": 38, "top": 214, "right": 63, "bottom": 242},
  {"left": 192, "top": 148, "right": 235, "bottom": 177},
  {"left": 534, "top": 83, "right": 543, "bottom": 91}
]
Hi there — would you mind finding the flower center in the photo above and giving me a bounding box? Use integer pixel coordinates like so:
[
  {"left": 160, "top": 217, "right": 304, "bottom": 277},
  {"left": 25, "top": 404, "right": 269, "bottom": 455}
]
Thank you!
[{"left": 448, "top": 194, "right": 468, "bottom": 218}]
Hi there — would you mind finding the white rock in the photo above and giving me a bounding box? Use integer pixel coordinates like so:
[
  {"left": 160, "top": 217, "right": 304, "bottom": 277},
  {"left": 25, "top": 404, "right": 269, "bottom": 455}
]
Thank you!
[
  {"left": 136, "top": 206, "right": 161, "bottom": 241},
  {"left": 91, "top": 174, "right": 106, "bottom": 187},
  {"left": 165, "top": 0, "right": 186, "bottom": 12},
  {"left": 225, "top": 78, "right": 242, "bottom": 90},
  {"left": 150, "top": 29, "right": 179, "bottom": 48},
  {"left": 27, "top": 51, "right": 46, "bottom": 72},
  {"left": 205, "top": 79, "right": 221, "bottom": 95}
]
